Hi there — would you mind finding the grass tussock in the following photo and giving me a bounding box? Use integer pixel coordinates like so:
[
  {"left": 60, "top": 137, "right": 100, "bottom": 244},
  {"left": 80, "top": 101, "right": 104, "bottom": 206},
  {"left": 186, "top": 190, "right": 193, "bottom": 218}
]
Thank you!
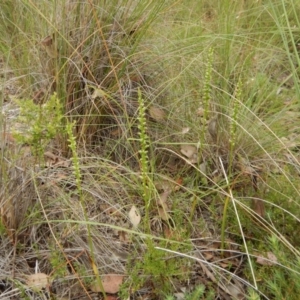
[{"left": 1, "top": 0, "right": 300, "bottom": 299}]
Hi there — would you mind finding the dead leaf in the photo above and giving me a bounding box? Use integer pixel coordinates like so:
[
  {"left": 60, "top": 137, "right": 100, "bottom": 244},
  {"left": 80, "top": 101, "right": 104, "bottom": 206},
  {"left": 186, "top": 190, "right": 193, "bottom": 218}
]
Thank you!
[
  {"left": 44, "top": 151, "right": 70, "bottom": 167},
  {"left": 180, "top": 145, "right": 197, "bottom": 158},
  {"left": 181, "top": 127, "right": 190, "bottom": 134},
  {"left": 118, "top": 230, "right": 130, "bottom": 243},
  {"left": 174, "top": 292, "right": 185, "bottom": 300},
  {"left": 197, "top": 107, "right": 204, "bottom": 117},
  {"left": 203, "top": 252, "right": 214, "bottom": 260},
  {"left": 256, "top": 252, "right": 278, "bottom": 266},
  {"left": 90, "top": 274, "right": 124, "bottom": 294},
  {"left": 128, "top": 205, "right": 141, "bottom": 228},
  {"left": 226, "top": 282, "right": 244, "bottom": 300},
  {"left": 0, "top": 200, "right": 15, "bottom": 230},
  {"left": 1, "top": 132, "right": 15, "bottom": 149},
  {"left": 198, "top": 259, "right": 217, "bottom": 283},
  {"left": 155, "top": 176, "right": 183, "bottom": 193},
  {"left": 157, "top": 191, "right": 170, "bottom": 220},
  {"left": 199, "top": 162, "right": 207, "bottom": 174},
  {"left": 26, "top": 273, "right": 50, "bottom": 291},
  {"left": 207, "top": 116, "right": 218, "bottom": 139},
  {"left": 252, "top": 199, "right": 265, "bottom": 218},
  {"left": 158, "top": 190, "right": 170, "bottom": 205},
  {"left": 158, "top": 207, "right": 170, "bottom": 221},
  {"left": 180, "top": 145, "right": 198, "bottom": 164},
  {"left": 163, "top": 226, "right": 172, "bottom": 238},
  {"left": 32, "top": 88, "right": 45, "bottom": 103},
  {"left": 41, "top": 35, "right": 58, "bottom": 58},
  {"left": 149, "top": 106, "right": 166, "bottom": 122},
  {"left": 173, "top": 178, "right": 183, "bottom": 191},
  {"left": 238, "top": 155, "right": 256, "bottom": 175},
  {"left": 40, "top": 172, "right": 68, "bottom": 188},
  {"left": 219, "top": 262, "right": 230, "bottom": 268},
  {"left": 189, "top": 156, "right": 198, "bottom": 164},
  {"left": 55, "top": 159, "right": 70, "bottom": 167},
  {"left": 44, "top": 151, "right": 57, "bottom": 161},
  {"left": 180, "top": 145, "right": 198, "bottom": 163},
  {"left": 110, "top": 127, "right": 122, "bottom": 137},
  {"left": 155, "top": 178, "right": 173, "bottom": 193}
]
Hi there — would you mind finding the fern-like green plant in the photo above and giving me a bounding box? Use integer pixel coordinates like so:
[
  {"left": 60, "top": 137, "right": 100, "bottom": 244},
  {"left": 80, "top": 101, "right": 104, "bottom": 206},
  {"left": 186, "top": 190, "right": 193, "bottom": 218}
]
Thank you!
[{"left": 13, "top": 93, "right": 64, "bottom": 159}]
